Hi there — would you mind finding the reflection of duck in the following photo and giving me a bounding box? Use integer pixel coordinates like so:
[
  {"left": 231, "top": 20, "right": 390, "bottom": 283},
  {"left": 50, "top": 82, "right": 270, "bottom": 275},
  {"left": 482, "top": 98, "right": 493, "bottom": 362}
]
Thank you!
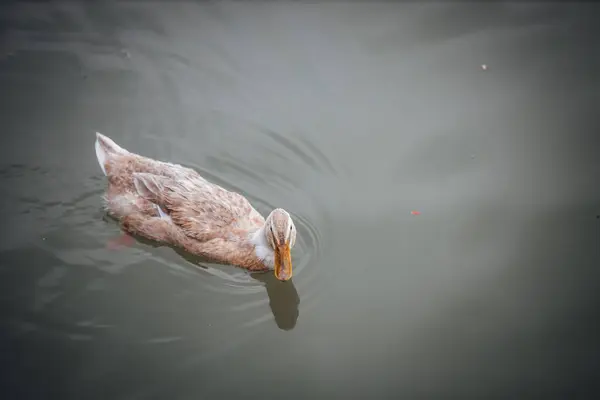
[
  {"left": 251, "top": 273, "right": 300, "bottom": 330},
  {"left": 94, "top": 132, "right": 297, "bottom": 281},
  {"left": 173, "top": 249, "right": 300, "bottom": 330}
]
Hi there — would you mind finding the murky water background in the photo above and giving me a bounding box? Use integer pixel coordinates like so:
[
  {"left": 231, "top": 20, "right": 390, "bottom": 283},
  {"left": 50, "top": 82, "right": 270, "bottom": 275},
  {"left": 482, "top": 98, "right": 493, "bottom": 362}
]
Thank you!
[{"left": 1, "top": 2, "right": 599, "bottom": 399}]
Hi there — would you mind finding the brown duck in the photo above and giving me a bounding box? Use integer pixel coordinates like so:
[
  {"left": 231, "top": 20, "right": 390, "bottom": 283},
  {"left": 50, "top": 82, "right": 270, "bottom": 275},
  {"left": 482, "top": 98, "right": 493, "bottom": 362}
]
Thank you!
[{"left": 94, "top": 132, "right": 296, "bottom": 281}]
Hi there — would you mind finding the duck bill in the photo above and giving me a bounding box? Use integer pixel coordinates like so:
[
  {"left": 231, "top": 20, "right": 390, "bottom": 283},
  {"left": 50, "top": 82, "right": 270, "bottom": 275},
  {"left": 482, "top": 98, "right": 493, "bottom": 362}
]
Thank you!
[{"left": 274, "top": 243, "right": 293, "bottom": 281}]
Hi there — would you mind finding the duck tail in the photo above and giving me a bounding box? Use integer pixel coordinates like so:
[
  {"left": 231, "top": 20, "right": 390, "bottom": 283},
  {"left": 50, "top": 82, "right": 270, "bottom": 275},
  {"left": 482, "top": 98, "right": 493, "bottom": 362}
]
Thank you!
[{"left": 95, "top": 132, "right": 128, "bottom": 176}]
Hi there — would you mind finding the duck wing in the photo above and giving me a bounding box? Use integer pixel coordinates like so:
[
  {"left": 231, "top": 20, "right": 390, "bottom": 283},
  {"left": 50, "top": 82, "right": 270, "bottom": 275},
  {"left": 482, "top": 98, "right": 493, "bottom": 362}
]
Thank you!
[{"left": 132, "top": 172, "right": 263, "bottom": 242}]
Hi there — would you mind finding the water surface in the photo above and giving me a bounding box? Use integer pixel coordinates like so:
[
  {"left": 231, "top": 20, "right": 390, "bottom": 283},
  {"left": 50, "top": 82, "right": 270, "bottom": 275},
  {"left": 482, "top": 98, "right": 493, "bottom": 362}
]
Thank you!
[{"left": 1, "top": 2, "right": 599, "bottom": 399}]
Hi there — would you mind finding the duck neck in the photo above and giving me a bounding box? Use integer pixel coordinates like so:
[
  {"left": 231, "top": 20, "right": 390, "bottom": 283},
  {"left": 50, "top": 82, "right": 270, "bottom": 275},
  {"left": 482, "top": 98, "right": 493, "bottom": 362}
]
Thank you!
[{"left": 250, "top": 225, "right": 275, "bottom": 270}]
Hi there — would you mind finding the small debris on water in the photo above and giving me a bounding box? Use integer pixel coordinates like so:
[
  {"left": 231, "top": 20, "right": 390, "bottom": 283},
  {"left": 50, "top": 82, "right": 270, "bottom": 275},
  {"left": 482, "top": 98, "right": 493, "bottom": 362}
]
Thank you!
[
  {"left": 411, "top": 211, "right": 421, "bottom": 216},
  {"left": 481, "top": 64, "right": 488, "bottom": 71}
]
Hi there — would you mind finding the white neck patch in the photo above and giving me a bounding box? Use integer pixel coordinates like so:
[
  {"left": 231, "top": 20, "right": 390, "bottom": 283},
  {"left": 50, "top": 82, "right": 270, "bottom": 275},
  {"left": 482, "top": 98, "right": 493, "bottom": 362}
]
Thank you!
[{"left": 250, "top": 226, "right": 274, "bottom": 269}]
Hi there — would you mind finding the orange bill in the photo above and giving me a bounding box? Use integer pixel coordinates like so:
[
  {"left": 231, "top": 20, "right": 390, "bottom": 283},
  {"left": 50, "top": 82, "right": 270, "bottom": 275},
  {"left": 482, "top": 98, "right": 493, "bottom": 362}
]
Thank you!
[{"left": 274, "top": 243, "right": 293, "bottom": 281}]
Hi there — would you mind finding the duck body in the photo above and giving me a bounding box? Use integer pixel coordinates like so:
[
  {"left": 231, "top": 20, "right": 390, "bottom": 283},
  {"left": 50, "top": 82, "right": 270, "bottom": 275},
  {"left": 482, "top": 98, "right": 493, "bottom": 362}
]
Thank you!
[{"left": 94, "top": 132, "right": 296, "bottom": 280}]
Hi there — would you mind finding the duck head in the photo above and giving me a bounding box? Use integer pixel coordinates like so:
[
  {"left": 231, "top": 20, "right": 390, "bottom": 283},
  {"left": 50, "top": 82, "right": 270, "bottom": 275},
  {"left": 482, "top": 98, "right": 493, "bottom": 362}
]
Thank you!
[{"left": 264, "top": 208, "right": 296, "bottom": 281}]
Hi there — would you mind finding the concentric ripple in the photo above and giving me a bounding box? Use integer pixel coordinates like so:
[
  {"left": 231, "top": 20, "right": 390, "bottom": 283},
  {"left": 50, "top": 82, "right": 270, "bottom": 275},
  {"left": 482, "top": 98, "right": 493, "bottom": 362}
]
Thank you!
[
  {"left": 0, "top": 124, "right": 338, "bottom": 376},
  {"left": 145, "top": 113, "right": 336, "bottom": 333}
]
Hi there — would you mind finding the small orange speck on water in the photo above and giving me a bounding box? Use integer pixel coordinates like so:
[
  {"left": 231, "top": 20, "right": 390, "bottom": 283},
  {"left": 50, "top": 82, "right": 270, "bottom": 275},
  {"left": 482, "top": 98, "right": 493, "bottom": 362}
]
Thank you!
[{"left": 411, "top": 211, "right": 421, "bottom": 215}]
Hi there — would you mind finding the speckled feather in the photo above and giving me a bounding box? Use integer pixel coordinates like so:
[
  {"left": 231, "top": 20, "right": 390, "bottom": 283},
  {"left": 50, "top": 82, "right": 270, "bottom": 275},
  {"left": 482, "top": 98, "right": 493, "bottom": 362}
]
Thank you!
[{"left": 132, "top": 172, "right": 265, "bottom": 242}]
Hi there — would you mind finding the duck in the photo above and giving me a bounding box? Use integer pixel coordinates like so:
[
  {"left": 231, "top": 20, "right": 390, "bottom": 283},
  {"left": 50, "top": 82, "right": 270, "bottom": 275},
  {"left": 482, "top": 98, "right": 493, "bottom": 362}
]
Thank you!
[{"left": 94, "top": 132, "right": 296, "bottom": 281}]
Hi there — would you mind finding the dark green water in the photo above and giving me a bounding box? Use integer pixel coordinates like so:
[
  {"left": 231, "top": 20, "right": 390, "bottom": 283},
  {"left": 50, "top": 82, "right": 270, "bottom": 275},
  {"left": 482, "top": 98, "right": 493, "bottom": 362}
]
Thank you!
[{"left": 1, "top": 2, "right": 599, "bottom": 399}]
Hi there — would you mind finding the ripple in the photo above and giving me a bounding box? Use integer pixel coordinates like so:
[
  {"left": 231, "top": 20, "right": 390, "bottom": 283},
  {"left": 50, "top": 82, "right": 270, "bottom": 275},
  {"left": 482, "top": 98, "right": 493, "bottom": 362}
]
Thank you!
[
  {"left": 137, "top": 189, "right": 323, "bottom": 332},
  {"left": 123, "top": 116, "right": 337, "bottom": 334},
  {"left": 1, "top": 119, "right": 337, "bottom": 369},
  {"left": 206, "top": 109, "right": 339, "bottom": 177}
]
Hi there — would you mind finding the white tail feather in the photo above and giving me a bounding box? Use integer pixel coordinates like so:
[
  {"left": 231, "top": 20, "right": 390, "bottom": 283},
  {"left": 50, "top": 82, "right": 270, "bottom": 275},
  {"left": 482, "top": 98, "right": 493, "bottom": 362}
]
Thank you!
[
  {"left": 95, "top": 137, "right": 108, "bottom": 175},
  {"left": 94, "top": 132, "right": 127, "bottom": 176}
]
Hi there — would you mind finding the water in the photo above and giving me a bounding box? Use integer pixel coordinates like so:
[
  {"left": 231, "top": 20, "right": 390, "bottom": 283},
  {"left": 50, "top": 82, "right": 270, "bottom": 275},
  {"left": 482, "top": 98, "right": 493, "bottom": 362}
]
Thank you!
[{"left": 1, "top": 2, "right": 599, "bottom": 399}]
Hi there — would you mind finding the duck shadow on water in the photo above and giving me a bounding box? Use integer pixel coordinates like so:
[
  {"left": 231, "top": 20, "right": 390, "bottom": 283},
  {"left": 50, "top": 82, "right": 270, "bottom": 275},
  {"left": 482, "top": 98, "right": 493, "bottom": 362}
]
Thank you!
[
  {"left": 111, "top": 227, "right": 300, "bottom": 331},
  {"left": 248, "top": 271, "right": 300, "bottom": 331},
  {"left": 174, "top": 248, "right": 300, "bottom": 331}
]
